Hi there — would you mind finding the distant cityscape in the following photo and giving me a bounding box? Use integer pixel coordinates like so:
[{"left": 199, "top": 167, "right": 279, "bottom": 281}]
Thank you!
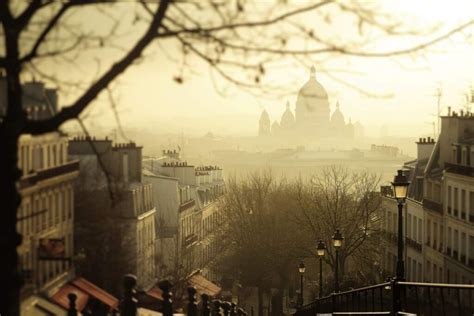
[{"left": 3, "top": 71, "right": 474, "bottom": 315}]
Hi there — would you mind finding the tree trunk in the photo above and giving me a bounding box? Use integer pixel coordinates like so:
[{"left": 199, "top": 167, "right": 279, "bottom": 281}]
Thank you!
[
  {"left": 271, "top": 289, "right": 283, "bottom": 316},
  {"left": 1, "top": 25, "right": 25, "bottom": 316},
  {"left": 257, "top": 285, "right": 264, "bottom": 316},
  {"left": 0, "top": 125, "right": 22, "bottom": 316}
]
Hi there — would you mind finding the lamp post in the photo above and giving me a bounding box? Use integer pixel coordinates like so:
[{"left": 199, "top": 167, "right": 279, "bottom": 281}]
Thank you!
[
  {"left": 391, "top": 170, "right": 410, "bottom": 280},
  {"left": 316, "top": 240, "right": 326, "bottom": 298},
  {"left": 298, "top": 261, "right": 306, "bottom": 307},
  {"left": 391, "top": 170, "right": 410, "bottom": 314},
  {"left": 332, "top": 229, "right": 344, "bottom": 293}
]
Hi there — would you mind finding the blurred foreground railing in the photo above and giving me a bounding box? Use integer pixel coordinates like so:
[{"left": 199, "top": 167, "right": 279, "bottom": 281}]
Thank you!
[
  {"left": 66, "top": 274, "right": 247, "bottom": 316},
  {"left": 294, "top": 279, "right": 474, "bottom": 316}
]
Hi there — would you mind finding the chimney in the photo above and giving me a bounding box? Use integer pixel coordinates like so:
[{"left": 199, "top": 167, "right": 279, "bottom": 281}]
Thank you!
[{"left": 416, "top": 136, "right": 435, "bottom": 160}]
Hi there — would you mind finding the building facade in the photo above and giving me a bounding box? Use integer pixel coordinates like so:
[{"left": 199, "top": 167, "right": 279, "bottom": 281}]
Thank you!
[
  {"left": 17, "top": 133, "right": 79, "bottom": 305},
  {"left": 143, "top": 151, "right": 225, "bottom": 286},
  {"left": 69, "top": 137, "right": 157, "bottom": 295},
  {"left": 381, "top": 109, "right": 474, "bottom": 285}
]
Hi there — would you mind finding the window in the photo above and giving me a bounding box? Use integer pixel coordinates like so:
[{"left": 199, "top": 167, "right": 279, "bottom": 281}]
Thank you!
[
  {"left": 418, "top": 218, "right": 422, "bottom": 243},
  {"left": 412, "top": 259, "right": 417, "bottom": 281},
  {"left": 440, "top": 224, "right": 444, "bottom": 251},
  {"left": 408, "top": 214, "right": 412, "bottom": 239},
  {"left": 412, "top": 216, "right": 417, "bottom": 241},
  {"left": 469, "top": 236, "right": 474, "bottom": 264},
  {"left": 447, "top": 186, "right": 452, "bottom": 214},
  {"left": 454, "top": 229, "right": 459, "bottom": 258},
  {"left": 47, "top": 194, "right": 53, "bottom": 227},
  {"left": 454, "top": 188, "right": 459, "bottom": 216},
  {"left": 433, "top": 222, "right": 437, "bottom": 249},
  {"left": 58, "top": 190, "right": 64, "bottom": 222},
  {"left": 470, "top": 192, "right": 474, "bottom": 221},
  {"left": 427, "top": 219, "right": 431, "bottom": 246},
  {"left": 461, "top": 232, "right": 466, "bottom": 262},
  {"left": 461, "top": 190, "right": 466, "bottom": 219},
  {"left": 426, "top": 260, "right": 431, "bottom": 281},
  {"left": 418, "top": 263, "right": 422, "bottom": 282},
  {"left": 41, "top": 196, "right": 47, "bottom": 230},
  {"left": 447, "top": 227, "right": 452, "bottom": 254}
]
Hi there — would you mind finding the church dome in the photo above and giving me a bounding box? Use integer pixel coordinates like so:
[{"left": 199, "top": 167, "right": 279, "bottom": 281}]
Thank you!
[
  {"left": 298, "top": 66, "right": 328, "bottom": 101},
  {"left": 259, "top": 109, "right": 270, "bottom": 123},
  {"left": 280, "top": 101, "right": 295, "bottom": 129},
  {"left": 331, "top": 101, "right": 345, "bottom": 127}
]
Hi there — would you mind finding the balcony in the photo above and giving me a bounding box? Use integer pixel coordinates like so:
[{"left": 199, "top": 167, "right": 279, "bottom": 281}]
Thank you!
[
  {"left": 183, "top": 233, "right": 198, "bottom": 248},
  {"left": 422, "top": 199, "right": 443, "bottom": 214},
  {"left": 18, "top": 160, "right": 79, "bottom": 189},
  {"left": 445, "top": 162, "right": 474, "bottom": 177},
  {"left": 406, "top": 238, "right": 422, "bottom": 252},
  {"left": 179, "top": 199, "right": 196, "bottom": 213}
]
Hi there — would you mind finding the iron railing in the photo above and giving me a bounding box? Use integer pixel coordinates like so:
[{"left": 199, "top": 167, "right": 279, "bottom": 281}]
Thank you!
[
  {"left": 445, "top": 162, "right": 474, "bottom": 177},
  {"left": 422, "top": 198, "right": 443, "bottom": 214},
  {"left": 295, "top": 279, "right": 474, "bottom": 316},
  {"left": 66, "top": 274, "right": 247, "bottom": 316}
]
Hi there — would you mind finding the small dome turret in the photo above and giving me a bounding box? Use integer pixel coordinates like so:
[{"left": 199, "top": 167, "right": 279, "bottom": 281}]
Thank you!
[
  {"left": 280, "top": 101, "right": 295, "bottom": 129},
  {"left": 331, "top": 101, "right": 345, "bottom": 127}
]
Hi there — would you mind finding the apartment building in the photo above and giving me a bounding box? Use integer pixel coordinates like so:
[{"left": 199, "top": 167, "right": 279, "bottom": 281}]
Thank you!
[
  {"left": 17, "top": 133, "right": 79, "bottom": 315},
  {"left": 143, "top": 151, "right": 224, "bottom": 291},
  {"left": 69, "top": 137, "right": 157, "bottom": 295},
  {"left": 381, "top": 109, "right": 474, "bottom": 285}
]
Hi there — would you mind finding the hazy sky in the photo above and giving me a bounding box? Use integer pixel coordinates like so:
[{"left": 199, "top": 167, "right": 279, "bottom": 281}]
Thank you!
[{"left": 56, "top": 0, "right": 474, "bottom": 139}]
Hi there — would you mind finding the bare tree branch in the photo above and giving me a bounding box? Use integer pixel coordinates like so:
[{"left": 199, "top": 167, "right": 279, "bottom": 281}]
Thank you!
[
  {"left": 19, "top": 3, "right": 71, "bottom": 63},
  {"left": 23, "top": 0, "right": 171, "bottom": 134}
]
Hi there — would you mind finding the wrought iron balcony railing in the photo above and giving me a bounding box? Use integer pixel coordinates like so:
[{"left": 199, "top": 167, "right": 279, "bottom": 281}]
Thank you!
[
  {"left": 294, "top": 280, "right": 474, "bottom": 316},
  {"left": 406, "top": 238, "right": 422, "bottom": 252},
  {"left": 445, "top": 162, "right": 474, "bottom": 177},
  {"left": 422, "top": 199, "right": 443, "bottom": 214},
  {"left": 18, "top": 160, "right": 79, "bottom": 189}
]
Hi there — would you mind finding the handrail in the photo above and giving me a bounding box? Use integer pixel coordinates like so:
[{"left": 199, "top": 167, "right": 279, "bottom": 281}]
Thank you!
[
  {"left": 295, "top": 280, "right": 474, "bottom": 316},
  {"left": 397, "top": 281, "right": 474, "bottom": 289},
  {"left": 333, "top": 282, "right": 391, "bottom": 296}
]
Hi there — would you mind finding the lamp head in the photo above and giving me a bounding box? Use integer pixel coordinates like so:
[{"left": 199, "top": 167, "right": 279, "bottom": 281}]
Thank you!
[
  {"left": 298, "top": 261, "right": 306, "bottom": 274},
  {"left": 332, "top": 229, "right": 344, "bottom": 248},
  {"left": 316, "top": 239, "right": 326, "bottom": 257},
  {"left": 391, "top": 170, "right": 410, "bottom": 201}
]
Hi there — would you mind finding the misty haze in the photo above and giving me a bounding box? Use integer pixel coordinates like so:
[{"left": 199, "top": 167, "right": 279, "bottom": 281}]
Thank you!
[{"left": 0, "top": 1, "right": 474, "bottom": 316}]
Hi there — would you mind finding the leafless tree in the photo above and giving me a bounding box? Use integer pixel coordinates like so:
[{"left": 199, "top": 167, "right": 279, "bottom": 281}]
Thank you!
[
  {"left": 292, "top": 165, "right": 385, "bottom": 289},
  {"left": 214, "top": 171, "right": 298, "bottom": 316},
  {"left": 1, "top": 1, "right": 473, "bottom": 314}
]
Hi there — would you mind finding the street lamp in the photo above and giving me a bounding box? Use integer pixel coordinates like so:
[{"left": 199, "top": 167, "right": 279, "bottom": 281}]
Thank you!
[
  {"left": 332, "top": 229, "right": 344, "bottom": 293},
  {"left": 391, "top": 169, "right": 410, "bottom": 280},
  {"left": 298, "top": 261, "right": 305, "bottom": 307},
  {"left": 316, "top": 240, "right": 326, "bottom": 298}
]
